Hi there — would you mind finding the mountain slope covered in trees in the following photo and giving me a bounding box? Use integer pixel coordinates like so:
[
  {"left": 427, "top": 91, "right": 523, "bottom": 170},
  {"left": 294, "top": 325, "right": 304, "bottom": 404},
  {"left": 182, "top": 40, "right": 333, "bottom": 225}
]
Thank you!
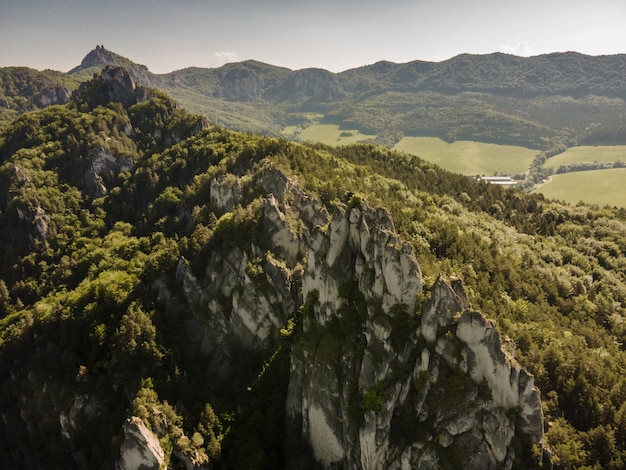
[
  {"left": 1, "top": 68, "right": 626, "bottom": 468},
  {"left": 3, "top": 46, "right": 626, "bottom": 150}
]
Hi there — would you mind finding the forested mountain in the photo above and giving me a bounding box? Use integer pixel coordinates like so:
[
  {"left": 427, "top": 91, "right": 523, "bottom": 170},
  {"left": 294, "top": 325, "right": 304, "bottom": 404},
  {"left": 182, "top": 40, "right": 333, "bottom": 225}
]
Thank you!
[
  {"left": 1, "top": 67, "right": 626, "bottom": 469},
  {"left": 2, "top": 46, "right": 626, "bottom": 150},
  {"left": 0, "top": 67, "right": 80, "bottom": 129}
]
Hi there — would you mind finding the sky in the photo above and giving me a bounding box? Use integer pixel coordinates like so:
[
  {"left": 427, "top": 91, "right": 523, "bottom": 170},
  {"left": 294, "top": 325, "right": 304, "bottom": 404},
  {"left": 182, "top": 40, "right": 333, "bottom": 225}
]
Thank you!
[{"left": 0, "top": 0, "right": 625, "bottom": 74}]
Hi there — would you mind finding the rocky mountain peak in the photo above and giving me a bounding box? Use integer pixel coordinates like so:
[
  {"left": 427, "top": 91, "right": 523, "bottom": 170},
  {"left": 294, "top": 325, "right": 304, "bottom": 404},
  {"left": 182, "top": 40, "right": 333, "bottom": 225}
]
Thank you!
[{"left": 78, "top": 45, "right": 118, "bottom": 69}]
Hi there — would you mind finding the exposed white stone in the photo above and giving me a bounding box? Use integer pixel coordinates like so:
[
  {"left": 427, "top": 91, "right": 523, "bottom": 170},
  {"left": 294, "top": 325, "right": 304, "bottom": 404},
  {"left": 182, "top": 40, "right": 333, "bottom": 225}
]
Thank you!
[
  {"left": 209, "top": 174, "right": 242, "bottom": 211},
  {"left": 456, "top": 312, "right": 519, "bottom": 409},
  {"left": 359, "top": 412, "right": 386, "bottom": 470},
  {"left": 84, "top": 146, "right": 133, "bottom": 197},
  {"left": 483, "top": 409, "right": 515, "bottom": 463},
  {"left": 307, "top": 403, "right": 345, "bottom": 466},
  {"left": 165, "top": 164, "right": 545, "bottom": 469},
  {"left": 263, "top": 195, "right": 300, "bottom": 265},
  {"left": 421, "top": 277, "right": 469, "bottom": 343},
  {"left": 442, "top": 409, "right": 476, "bottom": 437},
  {"left": 117, "top": 417, "right": 164, "bottom": 470},
  {"left": 326, "top": 210, "right": 349, "bottom": 269}
]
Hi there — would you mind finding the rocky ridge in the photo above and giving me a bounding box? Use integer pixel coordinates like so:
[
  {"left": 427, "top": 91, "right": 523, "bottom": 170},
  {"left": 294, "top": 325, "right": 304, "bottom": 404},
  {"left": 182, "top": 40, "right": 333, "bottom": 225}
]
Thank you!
[
  {"left": 154, "top": 163, "right": 546, "bottom": 468},
  {"left": 73, "top": 65, "right": 149, "bottom": 109}
]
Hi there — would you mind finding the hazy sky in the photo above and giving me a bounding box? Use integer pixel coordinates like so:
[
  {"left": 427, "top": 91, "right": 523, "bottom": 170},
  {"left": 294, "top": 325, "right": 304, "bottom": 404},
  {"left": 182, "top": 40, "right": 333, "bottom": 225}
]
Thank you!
[{"left": 1, "top": 0, "right": 625, "bottom": 73}]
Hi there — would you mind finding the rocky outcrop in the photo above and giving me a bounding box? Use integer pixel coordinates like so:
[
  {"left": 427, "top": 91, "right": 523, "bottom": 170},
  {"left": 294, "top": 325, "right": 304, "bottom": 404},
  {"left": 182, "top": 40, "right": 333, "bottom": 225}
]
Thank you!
[
  {"left": 117, "top": 417, "right": 165, "bottom": 470},
  {"left": 15, "top": 204, "right": 50, "bottom": 241},
  {"left": 69, "top": 45, "right": 156, "bottom": 87},
  {"left": 280, "top": 188, "right": 543, "bottom": 468},
  {"left": 33, "top": 85, "right": 71, "bottom": 107},
  {"left": 288, "top": 266, "right": 544, "bottom": 469},
  {"left": 101, "top": 66, "right": 144, "bottom": 106},
  {"left": 158, "top": 164, "right": 328, "bottom": 392},
  {"left": 75, "top": 45, "right": 124, "bottom": 71},
  {"left": 209, "top": 173, "right": 242, "bottom": 212},
  {"left": 73, "top": 66, "right": 148, "bottom": 109},
  {"left": 173, "top": 234, "right": 299, "bottom": 392},
  {"left": 83, "top": 146, "right": 134, "bottom": 197},
  {"left": 301, "top": 201, "right": 422, "bottom": 324},
  {"left": 158, "top": 164, "right": 545, "bottom": 468}
]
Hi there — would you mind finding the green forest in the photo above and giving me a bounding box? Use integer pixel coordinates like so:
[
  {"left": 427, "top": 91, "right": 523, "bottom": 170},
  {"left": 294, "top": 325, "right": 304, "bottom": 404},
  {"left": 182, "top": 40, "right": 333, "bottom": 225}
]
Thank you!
[
  {"left": 1, "top": 67, "right": 626, "bottom": 469},
  {"left": 4, "top": 47, "right": 626, "bottom": 207}
]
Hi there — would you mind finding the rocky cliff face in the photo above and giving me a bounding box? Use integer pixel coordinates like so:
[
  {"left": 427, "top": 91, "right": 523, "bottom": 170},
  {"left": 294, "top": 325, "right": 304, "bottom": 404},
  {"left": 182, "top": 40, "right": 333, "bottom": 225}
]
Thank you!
[
  {"left": 160, "top": 164, "right": 545, "bottom": 468},
  {"left": 284, "top": 201, "right": 544, "bottom": 469},
  {"left": 33, "top": 85, "right": 71, "bottom": 108},
  {"left": 117, "top": 417, "right": 165, "bottom": 470},
  {"left": 73, "top": 65, "right": 148, "bottom": 109},
  {"left": 83, "top": 146, "right": 134, "bottom": 197}
]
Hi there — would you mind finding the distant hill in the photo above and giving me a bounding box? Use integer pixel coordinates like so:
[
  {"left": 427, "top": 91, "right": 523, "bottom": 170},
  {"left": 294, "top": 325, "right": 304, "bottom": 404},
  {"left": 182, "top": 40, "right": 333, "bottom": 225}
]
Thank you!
[
  {"left": 2, "top": 46, "right": 626, "bottom": 161},
  {"left": 68, "top": 45, "right": 159, "bottom": 87}
]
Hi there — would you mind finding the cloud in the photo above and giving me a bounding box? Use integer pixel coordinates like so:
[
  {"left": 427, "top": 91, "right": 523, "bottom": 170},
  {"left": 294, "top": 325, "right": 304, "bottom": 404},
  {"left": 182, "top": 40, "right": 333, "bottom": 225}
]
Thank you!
[
  {"left": 497, "top": 41, "right": 534, "bottom": 57},
  {"left": 207, "top": 51, "right": 239, "bottom": 68}
]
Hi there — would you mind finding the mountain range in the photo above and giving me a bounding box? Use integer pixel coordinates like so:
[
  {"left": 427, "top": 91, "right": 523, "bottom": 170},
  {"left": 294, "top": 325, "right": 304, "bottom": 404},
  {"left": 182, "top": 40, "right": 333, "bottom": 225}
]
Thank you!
[
  {"left": 2, "top": 51, "right": 626, "bottom": 469},
  {"left": 2, "top": 46, "right": 626, "bottom": 150}
]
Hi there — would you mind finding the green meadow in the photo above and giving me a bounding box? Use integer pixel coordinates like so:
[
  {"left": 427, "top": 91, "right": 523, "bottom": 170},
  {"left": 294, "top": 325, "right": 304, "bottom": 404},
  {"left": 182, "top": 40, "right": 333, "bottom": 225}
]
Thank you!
[
  {"left": 543, "top": 145, "right": 626, "bottom": 169},
  {"left": 393, "top": 137, "right": 537, "bottom": 176},
  {"left": 534, "top": 168, "right": 626, "bottom": 207},
  {"left": 291, "top": 124, "right": 377, "bottom": 146},
  {"left": 287, "top": 130, "right": 626, "bottom": 208}
]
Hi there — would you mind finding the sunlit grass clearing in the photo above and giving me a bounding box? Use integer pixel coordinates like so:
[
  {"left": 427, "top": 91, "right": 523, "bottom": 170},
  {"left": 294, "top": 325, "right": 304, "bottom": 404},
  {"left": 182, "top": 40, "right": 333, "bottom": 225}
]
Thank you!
[
  {"left": 394, "top": 137, "right": 537, "bottom": 176},
  {"left": 533, "top": 168, "right": 626, "bottom": 207},
  {"left": 295, "top": 124, "right": 376, "bottom": 146},
  {"left": 543, "top": 145, "right": 626, "bottom": 169}
]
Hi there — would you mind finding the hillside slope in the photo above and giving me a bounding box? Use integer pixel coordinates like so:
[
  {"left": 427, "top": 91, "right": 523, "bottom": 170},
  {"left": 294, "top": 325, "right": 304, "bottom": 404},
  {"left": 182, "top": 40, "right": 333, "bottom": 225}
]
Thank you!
[
  {"left": 1, "top": 68, "right": 626, "bottom": 469},
  {"left": 3, "top": 47, "right": 626, "bottom": 150}
]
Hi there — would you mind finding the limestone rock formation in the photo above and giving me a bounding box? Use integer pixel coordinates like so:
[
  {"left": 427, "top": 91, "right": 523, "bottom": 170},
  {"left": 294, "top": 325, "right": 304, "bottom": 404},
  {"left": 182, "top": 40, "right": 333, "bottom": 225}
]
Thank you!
[
  {"left": 69, "top": 45, "right": 156, "bottom": 87},
  {"left": 83, "top": 146, "right": 134, "bottom": 197},
  {"left": 75, "top": 45, "right": 124, "bottom": 71},
  {"left": 16, "top": 204, "right": 50, "bottom": 241},
  {"left": 117, "top": 417, "right": 165, "bottom": 470},
  {"left": 209, "top": 173, "right": 242, "bottom": 212},
  {"left": 73, "top": 66, "right": 148, "bottom": 109},
  {"left": 288, "top": 265, "right": 544, "bottom": 469},
  {"left": 159, "top": 164, "right": 545, "bottom": 468},
  {"left": 33, "top": 85, "right": 71, "bottom": 107}
]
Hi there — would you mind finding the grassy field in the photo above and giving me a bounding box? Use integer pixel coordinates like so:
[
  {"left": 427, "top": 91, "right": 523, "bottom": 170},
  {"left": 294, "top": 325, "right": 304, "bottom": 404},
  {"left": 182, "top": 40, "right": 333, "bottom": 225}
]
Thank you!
[
  {"left": 292, "top": 124, "right": 377, "bottom": 146},
  {"left": 393, "top": 137, "right": 537, "bottom": 176},
  {"left": 544, "top": 145, "right": 626, "bottom": 169},
  {"left": 533, "top": 168, "right": 626, "bottom": 207},
  {"left": 288, "top": 132, "right": 626, "bottom": 208}
]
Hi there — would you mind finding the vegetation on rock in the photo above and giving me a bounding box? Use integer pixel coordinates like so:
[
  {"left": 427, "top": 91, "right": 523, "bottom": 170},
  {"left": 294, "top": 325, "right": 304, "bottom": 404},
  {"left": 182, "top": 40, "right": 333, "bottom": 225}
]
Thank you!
[{"left": 0, "top": 67, "right": 626, "bottom": 468}]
